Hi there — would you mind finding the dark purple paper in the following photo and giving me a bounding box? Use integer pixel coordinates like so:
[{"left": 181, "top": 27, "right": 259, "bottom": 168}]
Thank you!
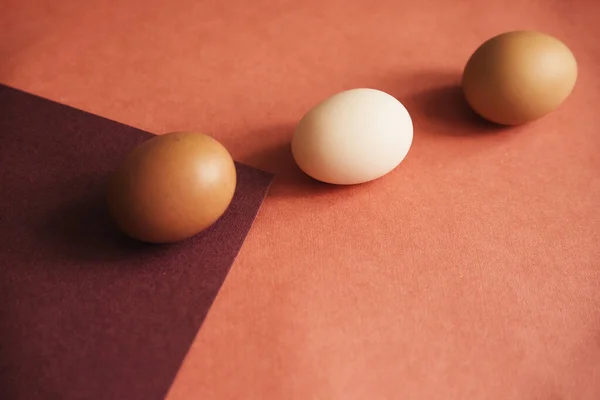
[{"left": 0, "top": 84, "right": 272, "bottom": 400}]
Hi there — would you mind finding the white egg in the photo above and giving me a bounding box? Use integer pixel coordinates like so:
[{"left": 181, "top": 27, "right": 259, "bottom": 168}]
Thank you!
[{"left": 291, "top": 88, "right": 413, "bottom": 185}]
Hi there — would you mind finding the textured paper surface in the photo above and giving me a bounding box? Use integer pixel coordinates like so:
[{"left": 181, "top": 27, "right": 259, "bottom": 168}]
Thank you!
[
  {"left": 2, "top": 1, "right": 600, "bottom": 399},
  {"left": 0, "top": 84, "right": 272, "bottom": 400}
]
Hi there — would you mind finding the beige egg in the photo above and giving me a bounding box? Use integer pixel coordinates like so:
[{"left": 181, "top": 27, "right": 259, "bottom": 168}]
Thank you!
[
  {"left": 462, "top": 30, "right": 578, "bottom": 125},
  {"left": 291, "top": 88, "right": 413, "bottom": 185}
]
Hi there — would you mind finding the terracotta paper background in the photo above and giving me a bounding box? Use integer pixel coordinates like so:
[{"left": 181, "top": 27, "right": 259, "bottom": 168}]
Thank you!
[{"left": 2, "top": 0, "right": 599, "bottom": 399}]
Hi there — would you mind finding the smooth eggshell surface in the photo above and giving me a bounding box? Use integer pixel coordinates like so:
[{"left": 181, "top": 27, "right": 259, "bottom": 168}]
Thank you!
[
  {"left": 107, "top": 131, "right": 237, "bottom": 244},
  {"left": 462, "top": 30, "right": 578, "bottom": 125},
  {"left": 291, "top": 88, "right": 413, "bottom": 185}
]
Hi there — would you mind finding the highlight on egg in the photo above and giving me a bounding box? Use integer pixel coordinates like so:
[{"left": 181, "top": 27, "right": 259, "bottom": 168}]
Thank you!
[
  {"left": 291, "top": 88, "right": 414, "bottom": 185},
  {"left": 106, "top": 131, "right": 237, "bottom": 244},
  {"left": 461, "top": 30, "right": 578, "bottom": 126}
]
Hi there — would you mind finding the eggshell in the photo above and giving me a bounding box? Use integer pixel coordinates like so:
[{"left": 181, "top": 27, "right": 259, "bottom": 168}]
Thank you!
[
  {"left": 461, "top": 30, "right": 578, "bottom": 125},
  {"left": 106, "top": 131, "right": 237, "bottom": 244},
  {"left": 291, "top": 88, "right": 413, "bottom": 185}
]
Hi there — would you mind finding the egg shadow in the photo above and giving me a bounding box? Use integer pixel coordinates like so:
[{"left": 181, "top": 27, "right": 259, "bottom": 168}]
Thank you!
[
  {"left": 408, "top": 85, "right": 507, "bottom": 135},
  {"left": 380, "top": 71, "right": 510, "bottom": 136},
  {"left": 241, "top": 125, "right": 358, "bottom": 199},
  {"left": 36, "top": 174, "right": 169, "bottom": 265}
]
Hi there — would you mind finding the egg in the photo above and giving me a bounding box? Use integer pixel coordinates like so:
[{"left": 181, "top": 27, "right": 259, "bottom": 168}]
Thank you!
[
  {"left": 106, "top": 131, "right": 237, "bottom": 244},
  {"left": 461, "top": 30, "right": 578, "bottom": 125},
  {"left": 291, "top": 88, "right": 413, "bottom": 185}
]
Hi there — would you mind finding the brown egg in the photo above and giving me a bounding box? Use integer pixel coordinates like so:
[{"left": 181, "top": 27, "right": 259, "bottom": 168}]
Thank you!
[
  {"left": 107, "top": 131, "right": 237, "bottom": 244},
  {"left": 461, "top": 30, "right": 578, "bottom": 125}
]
